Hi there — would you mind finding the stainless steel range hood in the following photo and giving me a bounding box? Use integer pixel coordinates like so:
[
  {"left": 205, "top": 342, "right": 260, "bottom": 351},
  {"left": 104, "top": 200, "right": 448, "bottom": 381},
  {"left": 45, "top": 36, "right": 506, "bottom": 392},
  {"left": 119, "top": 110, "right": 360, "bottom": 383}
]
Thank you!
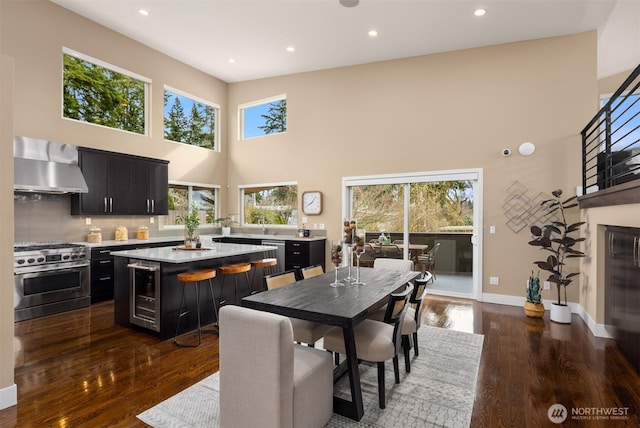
[{"left": 13, "top": 136, "right": 88, "bottom": 194}]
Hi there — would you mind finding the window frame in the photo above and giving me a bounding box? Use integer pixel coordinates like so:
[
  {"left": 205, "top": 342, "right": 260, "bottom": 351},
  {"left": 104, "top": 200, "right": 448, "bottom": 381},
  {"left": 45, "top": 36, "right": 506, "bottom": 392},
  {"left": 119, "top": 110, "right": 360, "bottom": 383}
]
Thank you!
[
  {"left": 238, "top": 94, "right": 287, "bottom": 140},
  {"left": 162, "top": 180, "right": 220, "bottom": 231},
  {"left": 163, "top": 85, "right": 220, "bottom": 151},
  {"left": 239, "top": 181, "right": 298, "bottom": 228},
  {"left": 62, "top": 47, "right": 150, "bottom": 136}
]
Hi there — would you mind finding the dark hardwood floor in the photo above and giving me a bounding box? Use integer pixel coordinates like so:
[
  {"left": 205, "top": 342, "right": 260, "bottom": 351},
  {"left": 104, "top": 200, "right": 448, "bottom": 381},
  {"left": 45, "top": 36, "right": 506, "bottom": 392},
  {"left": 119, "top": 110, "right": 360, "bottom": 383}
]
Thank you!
[{"left": 1, "top": 296, "right": 638, "bottom": 427}]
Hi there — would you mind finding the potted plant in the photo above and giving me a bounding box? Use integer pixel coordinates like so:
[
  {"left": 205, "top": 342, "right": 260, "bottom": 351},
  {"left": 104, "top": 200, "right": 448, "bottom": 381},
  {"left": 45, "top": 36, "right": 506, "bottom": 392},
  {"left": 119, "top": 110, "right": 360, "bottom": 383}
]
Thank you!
[
  {"left": 528, "top": 189, "right": 585, "bottom": 323},
  {"left": 213, "top": 214, "right": 238, "bottom": 236},
  {"left": 524, "top": 271, "right": 544, "bottom": 318},
  {"left": 176, "top": 203, "right": 200, "bottom": 247}
]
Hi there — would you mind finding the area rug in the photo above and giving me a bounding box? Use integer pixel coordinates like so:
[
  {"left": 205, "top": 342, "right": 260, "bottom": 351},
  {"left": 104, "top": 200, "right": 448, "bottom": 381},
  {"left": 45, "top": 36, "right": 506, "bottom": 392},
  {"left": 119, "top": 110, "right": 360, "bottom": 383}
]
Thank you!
[{"left": 138, "top": 325, "right": 484, "bottom": 428}]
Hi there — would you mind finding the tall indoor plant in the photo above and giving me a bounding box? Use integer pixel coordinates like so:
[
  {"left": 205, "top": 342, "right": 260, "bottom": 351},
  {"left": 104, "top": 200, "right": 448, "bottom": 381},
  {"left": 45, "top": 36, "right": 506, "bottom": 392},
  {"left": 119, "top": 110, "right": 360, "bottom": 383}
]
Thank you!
[{"left": 528, "top": 189, "right": 585, "bottom": 323}]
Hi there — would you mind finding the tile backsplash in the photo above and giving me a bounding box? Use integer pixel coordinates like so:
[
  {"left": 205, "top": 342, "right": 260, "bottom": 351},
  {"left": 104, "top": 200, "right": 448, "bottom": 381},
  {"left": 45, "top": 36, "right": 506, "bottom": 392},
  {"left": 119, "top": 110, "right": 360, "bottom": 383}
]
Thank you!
[{"left": 13, "top": 193, "right": 193, "bottom": 243}]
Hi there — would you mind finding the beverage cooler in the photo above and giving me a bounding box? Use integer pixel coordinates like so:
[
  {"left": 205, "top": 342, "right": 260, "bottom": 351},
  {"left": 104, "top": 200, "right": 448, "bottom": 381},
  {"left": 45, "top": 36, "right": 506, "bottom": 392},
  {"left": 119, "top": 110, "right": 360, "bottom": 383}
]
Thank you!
[{"left": 127, "top": 260, "right": 161, "bottom": 332}]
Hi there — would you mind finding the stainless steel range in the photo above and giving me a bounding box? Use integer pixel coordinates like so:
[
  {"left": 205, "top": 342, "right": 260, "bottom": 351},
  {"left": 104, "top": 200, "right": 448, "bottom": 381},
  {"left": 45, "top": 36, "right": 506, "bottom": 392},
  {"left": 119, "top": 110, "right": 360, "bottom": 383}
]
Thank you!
[{"left": 14, "top": 242, "right": 90, "bottom": 321}]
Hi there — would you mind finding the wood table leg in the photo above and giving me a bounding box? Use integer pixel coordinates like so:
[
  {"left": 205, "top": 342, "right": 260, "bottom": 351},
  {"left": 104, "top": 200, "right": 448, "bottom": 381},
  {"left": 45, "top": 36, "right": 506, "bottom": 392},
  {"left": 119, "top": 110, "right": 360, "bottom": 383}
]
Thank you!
[{"left": 332, "top": 326, "right": 364, "bottom": 421}]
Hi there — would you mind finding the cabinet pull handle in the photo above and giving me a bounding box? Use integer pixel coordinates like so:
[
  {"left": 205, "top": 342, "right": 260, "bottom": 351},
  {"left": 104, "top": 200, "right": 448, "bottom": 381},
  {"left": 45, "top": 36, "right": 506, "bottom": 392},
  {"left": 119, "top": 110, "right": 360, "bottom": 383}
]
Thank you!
[
  {"left": 104, "top": 197, "right": 108, "bottom": 213},
  {"left": 99, "top": 260, "right": 111, "bottom": 264},
  {"left": 151, "top": 199, "right": 155, "bottom": 213},
  {"left": 609, "top": 232, "right": 614, "bottom": 257},
  {"left": 634, "top": 237, "right": 640, "bottom": 267},
  {"left": 110, "top": 197, "right": 113, "bottom": 212},
  {"left": 99, "top": 250, "right": 111, "bottom": 254},
  {"left": 146, "top": 199, "right": 150, "bottom": 213},
  {"left": 99, "top": 277, "right": 112, "bottom": 281}
]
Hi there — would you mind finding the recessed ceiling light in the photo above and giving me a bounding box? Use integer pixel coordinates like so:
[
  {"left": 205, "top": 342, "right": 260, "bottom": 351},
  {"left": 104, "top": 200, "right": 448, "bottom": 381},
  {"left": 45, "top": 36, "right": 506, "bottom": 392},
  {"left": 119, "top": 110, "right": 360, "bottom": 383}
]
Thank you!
[
  {"left": 228, "top": 58, "right": 236, "bottom": 64},
  {"left": 138, "top": 9, "right": 149, "bottom": 16},
  {"left": 368, "top": 30, "right": 378, "bottom": 37},
  {"left": 474, "top": 8, "right": 486, "bottom": 17},
  {"left": 286, "top": 46, "right": 295, "bottom": 52}
]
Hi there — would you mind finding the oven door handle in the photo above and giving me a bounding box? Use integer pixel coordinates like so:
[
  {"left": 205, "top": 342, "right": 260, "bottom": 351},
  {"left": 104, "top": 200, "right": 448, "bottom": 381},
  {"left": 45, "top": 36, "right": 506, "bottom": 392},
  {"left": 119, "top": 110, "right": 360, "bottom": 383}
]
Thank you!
[{"left": 15, "top": 262, "right": 89, "bottom": 275}]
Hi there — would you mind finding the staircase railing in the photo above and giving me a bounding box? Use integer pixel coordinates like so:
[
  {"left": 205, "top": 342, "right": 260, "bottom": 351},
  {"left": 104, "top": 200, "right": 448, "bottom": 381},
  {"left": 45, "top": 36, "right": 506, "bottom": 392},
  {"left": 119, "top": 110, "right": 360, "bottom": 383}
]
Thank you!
[{"left": 582, "top": 64, "right": 640, "bottom": 194}]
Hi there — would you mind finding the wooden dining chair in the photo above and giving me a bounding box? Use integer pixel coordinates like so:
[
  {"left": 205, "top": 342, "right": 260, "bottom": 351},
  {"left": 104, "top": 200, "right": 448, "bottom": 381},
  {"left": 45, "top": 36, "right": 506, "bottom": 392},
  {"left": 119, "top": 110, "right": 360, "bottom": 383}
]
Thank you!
[
  {"left": 301, "top": 264, "right": 324, "bottom": 279},
  {"left": 264, "top": 270, "right": 297, "bottom": 290},
  {"left": 323, "top": 284, "right": 413, "bottom": 409},
  {"left": 263, "top": 270, "right": 332, "bottom": 347}
]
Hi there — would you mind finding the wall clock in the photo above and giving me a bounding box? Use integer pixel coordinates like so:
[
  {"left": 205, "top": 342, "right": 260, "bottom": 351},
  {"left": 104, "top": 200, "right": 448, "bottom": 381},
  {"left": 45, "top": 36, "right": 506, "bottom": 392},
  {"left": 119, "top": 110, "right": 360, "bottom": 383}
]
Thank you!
[{"left": 302, "top": 191, "right": 323, "bottom": 215}]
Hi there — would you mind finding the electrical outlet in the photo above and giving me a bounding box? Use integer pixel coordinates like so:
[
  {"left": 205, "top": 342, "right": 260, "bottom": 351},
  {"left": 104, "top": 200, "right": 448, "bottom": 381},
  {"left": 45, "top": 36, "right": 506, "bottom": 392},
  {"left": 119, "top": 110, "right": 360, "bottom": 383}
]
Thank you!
[
  {"left": 301, "top": 216, "right": 308, "bottom": 224},
  {"left": 150, "top": 217, "right": 154, "bottom": 224},
  {"left": 489, "top": 225, "right": 496, "bottom": 234},
  {"left": 489, "top": 276, "right": 499, "bottom": 285},
  {"left": 85, "top": 217, "right": 91, "bottom": 225},
  {"left": 319, "top": 223, "right": 325, "bottom": 229},
  {"left": 543, "top": 281, "right": 551, "bottom": 290}
]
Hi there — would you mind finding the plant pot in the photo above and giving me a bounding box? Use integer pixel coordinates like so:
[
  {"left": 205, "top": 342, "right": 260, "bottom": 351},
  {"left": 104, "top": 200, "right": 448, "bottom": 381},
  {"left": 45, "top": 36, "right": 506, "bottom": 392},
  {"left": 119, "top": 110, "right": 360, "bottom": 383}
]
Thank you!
[
  {"left": 221, "top": 226, "right": 231, "bottom": 236},
  {"left": 550, "top": 303, "right": 572, "bottom": 324},
  {"left": 524, "top": 302, "right": 545, "bottom": 318}
]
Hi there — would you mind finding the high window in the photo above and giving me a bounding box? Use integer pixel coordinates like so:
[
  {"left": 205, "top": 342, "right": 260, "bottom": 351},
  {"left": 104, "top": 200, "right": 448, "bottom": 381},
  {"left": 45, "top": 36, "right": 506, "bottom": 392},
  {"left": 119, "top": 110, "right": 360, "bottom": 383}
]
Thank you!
[
  {"left": 62, "top": 48, "right": 149, "bottom": 135},
  {"left": 239, "top": 95, "right": 287, "bottom": 139},
  {"left": 163, "top": 182, "right": 219, "bottom": 230},
  {"left": 164, "top": 87, "right": 219, "bottom": 150},
  {"left": 240, "top": 183, "right": 298, "bottom": 226}
]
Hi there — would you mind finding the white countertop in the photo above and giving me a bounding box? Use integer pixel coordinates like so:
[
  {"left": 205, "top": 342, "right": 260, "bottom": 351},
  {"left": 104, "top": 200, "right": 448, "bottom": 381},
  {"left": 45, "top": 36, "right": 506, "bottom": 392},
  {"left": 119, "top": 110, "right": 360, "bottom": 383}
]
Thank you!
[
  {"left": 110, "top": 242, "right": 278, "bottom": 263},
  {"left": 81, "top": 236, "right": 183, "bottom": 248},
  {"left": 80, "top": 233, "right": 324, "bottom": 248}
]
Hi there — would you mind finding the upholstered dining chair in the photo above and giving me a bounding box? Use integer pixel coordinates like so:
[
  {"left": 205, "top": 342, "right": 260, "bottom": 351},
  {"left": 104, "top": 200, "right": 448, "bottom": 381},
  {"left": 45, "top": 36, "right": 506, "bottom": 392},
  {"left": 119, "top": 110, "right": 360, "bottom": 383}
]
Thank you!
[
  {"left": 264, "top": 270, "right": 332, "bottom": 347},
  {"left": 373, "top": 257, "right": 414, "bottom": 271},
  {"left": 323, "top": 284, "right": 413, "bottom": 409},
  {"left": 400, "top": 276, "right": 430, "bottom": 372},
  {"left": 301, "top": 264, "right": 324, "bottom": 279},
  {"left": 219, "top": 305, "right": 333, "bottom": 428},
  {"left": 369, "top": 275, "right": 431, "bottom": 372}
]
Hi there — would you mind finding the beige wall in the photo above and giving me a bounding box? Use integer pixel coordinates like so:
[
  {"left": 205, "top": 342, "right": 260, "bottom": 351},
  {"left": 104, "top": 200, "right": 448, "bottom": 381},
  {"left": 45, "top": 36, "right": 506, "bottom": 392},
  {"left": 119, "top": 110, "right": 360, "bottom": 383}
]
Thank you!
[
  {"left": 1, "top": 54, "right": 16, "bottom": 407},
  {"left": 228, "top": 31, "right": 598, "bottom": 304},
  {"left": 1, "top": 0, "right": 228, "bottom": 186}
]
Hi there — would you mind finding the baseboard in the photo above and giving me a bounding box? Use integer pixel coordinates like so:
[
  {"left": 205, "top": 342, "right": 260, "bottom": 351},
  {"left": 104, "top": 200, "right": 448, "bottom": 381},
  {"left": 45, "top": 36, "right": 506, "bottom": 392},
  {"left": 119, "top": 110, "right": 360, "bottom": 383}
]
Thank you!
[
  {"left": 0, "top": 383, "right": 17, "bottom": 411},
  {"left": 481, "top": 293, "right": 611, "bottom": 339}
]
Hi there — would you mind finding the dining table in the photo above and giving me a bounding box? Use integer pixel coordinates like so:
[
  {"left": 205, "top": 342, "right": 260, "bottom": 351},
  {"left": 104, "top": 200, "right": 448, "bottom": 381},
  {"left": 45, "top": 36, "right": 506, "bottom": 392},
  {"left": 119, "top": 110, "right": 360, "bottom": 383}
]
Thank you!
[{"left": 241, "top": 267, "right": 421, "bottom": 421}]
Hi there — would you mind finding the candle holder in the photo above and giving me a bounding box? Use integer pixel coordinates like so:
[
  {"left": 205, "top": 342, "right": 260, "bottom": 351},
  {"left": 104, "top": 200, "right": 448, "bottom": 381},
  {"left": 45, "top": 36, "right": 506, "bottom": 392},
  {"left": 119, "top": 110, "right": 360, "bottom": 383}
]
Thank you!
[{"left": 330, "top": 240, "right": 344, "bottom": 287}]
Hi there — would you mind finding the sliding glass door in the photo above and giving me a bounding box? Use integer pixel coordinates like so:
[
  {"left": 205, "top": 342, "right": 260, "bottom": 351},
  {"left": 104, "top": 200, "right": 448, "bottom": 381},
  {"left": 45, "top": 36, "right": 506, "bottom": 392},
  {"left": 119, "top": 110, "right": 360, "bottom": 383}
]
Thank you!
[{"left": 343, "top": 169, "right": 482, "bottom": 299}]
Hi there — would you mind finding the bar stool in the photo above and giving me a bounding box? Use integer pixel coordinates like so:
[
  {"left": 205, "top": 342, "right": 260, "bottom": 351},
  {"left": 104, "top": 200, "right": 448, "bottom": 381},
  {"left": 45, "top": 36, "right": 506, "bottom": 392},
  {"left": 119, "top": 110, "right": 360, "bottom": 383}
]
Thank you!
[
  {"left": 174, "top": 269, "right": 217, "bottom": 347},
  {"left": 218, "top": 262, "right": 252, "bottom": 305},
  {"left": 250, "top": 258, "right": 278, "bottom": 293}
]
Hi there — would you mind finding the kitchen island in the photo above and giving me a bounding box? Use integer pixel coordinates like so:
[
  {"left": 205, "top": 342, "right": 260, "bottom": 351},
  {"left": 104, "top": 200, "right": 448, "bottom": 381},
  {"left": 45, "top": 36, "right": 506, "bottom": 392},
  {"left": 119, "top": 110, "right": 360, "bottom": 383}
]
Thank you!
[{"left": 112, "top": 242, "right": 278, "bottom": 340}]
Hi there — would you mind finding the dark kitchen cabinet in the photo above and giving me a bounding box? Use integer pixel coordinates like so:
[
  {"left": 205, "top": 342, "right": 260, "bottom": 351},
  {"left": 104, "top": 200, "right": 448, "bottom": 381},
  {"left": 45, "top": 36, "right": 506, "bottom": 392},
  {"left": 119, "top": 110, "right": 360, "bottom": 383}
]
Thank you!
[
  {"left": 605, "top": 226, "right": 640, "bottom": 374},
  {"left": 285, "top": 240, "right": 325, "bottom": 277},
  {"left": 71, "top": 148, "right": 169, "bottom": 215},
  {"left": 90, "top": 247, "right": 116, "bottom": 303},
  {"left": 129, "top": 159, "right": 169, "bottom": 215},
  {"left": 72, "top": 149, "right": 131, "bottom": 215},
  {"left": 90, "top": 240, "right": 182, "bottom": 304}
]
